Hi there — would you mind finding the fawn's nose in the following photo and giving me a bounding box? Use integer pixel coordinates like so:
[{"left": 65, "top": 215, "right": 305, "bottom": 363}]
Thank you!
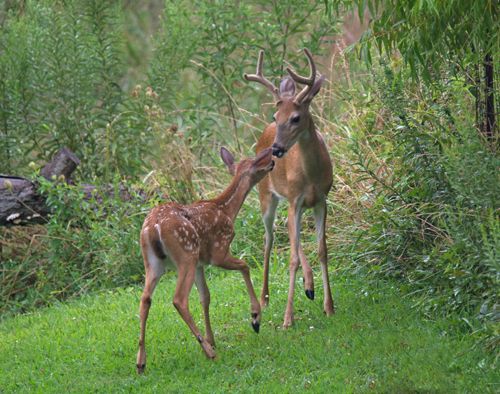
[{"left": 272, "top": 144, "right": 286, "bottom": 158}]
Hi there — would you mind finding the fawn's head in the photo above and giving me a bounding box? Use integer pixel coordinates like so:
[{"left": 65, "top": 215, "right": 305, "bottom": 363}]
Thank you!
[
  {"left": 220, "top": 147, "right": 274, "bottom": 185},
  {"left": 244, "top": 49, "right": 325, "bottom": 158}
]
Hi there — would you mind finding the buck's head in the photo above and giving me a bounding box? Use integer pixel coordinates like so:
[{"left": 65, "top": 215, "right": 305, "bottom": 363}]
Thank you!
[
  {"left": 244, "top": 49, "right": 325, "bottom": 158},
  {"left": 220, "top": 147, "right": 274, "bottom": 186}
]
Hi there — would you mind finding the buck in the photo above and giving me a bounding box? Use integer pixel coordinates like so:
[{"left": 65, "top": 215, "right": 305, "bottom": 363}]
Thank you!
[
  {"left": 136, "top": 147, "right": 274, "bottom": 373},
  {"left": 244, "top": 49, "right": 334, "bottom": 328}
]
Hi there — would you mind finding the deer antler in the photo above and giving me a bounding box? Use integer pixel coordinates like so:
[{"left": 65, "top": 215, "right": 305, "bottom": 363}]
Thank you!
[
  {"left": 286, "top": 48, "right": 317, "bottom": 105},
  {"left": 244, "top": 50, "right": 279, "bottom": 101}
]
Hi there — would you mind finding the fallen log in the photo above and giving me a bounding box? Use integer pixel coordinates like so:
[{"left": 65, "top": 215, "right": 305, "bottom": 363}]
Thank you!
[
  {"left": 0, "top": 147, "right": 80, "bottom": 226},
  {"left": 0, "top": 176, "right": 49, "bottom": 225},
  {"left": 1, "top": 148, "right": 148, "bottom": 226}
]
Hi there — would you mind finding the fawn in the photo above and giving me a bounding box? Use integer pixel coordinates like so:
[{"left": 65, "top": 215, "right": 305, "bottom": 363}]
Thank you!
[{"left": 136, "top": 147, "right": 274, "bottom": 373}]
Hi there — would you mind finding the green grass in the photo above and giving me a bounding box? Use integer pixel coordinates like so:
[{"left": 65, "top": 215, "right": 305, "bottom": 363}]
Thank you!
[{"left": 0, "top": 267, "right": 497, "bottom": 393}]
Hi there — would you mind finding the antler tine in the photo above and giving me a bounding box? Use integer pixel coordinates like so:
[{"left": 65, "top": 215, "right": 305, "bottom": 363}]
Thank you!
[
  {"left": 286, "top": 48, "right": 317, "bottom": 104},
  {"left": 244, "top": 50, "right": 279, "bottom": 100}
]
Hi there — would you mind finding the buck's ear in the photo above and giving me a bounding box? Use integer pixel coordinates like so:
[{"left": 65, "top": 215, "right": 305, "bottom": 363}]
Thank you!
[
  {"left": 279, "top": 76, "right": 296, "bottom": 98},
  {"left": 220, "top": 147, "right": 235, "bottom": 175},
  {"left": 304, "top": 75, "right": 325, "bottom": 103}
]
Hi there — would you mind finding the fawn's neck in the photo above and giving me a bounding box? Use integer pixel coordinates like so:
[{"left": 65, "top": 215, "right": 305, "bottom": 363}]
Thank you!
[{"left": 213, "top": 173, "right": 252, "bottom": 222}]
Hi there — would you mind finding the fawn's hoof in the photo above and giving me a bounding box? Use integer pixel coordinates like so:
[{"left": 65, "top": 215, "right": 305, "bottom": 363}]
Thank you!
[
  {"left": 201, "top": 341, "right": 216, "bottom": 359},
  {"left": 282, "top": 316, "right": 293, "bottom": 329},
  {"left": 251, "top": 312, "right": 260, "bottom": 333},
  {"left": 305, "top": 289, "right": 315, "bottom": 300},
  {"left": 136, "top": 363, "right": 146, "bottom": 374}
]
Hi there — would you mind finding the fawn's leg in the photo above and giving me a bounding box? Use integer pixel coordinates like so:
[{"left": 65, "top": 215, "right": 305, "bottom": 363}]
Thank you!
[
  {"left": 213, "top": 255, "right": 261, "bottom": 333},
  {"left": 195, "top": 266, "right": 215, "bottom": 347},
  {"left": 173, "top": 257, "right": 216, "bottom": 359},
  {"left": 136, "top": 248, "right": 165, "bottom": 374}
]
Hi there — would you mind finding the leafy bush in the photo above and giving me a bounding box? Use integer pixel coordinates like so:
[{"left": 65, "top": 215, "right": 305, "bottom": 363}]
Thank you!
[
  {"left": 342, "top": 63, "right": 499, "bottom": 348},
  {"left": 0, "top": 176, "right": 147, "bottom": 316}
]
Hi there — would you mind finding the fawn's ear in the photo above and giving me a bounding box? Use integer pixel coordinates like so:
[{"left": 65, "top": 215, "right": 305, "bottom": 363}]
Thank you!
[{"left": 220, "top": 147, "right": 235, "bottom": 175}]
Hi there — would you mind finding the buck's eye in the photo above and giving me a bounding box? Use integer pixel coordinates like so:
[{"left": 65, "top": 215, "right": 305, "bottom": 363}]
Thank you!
[{"left": 291, "top": 115, "right": 300, "bottom": 124}]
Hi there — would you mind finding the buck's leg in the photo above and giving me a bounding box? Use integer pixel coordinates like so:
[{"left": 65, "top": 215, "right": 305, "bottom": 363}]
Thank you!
[
  {"left": 299, "top": 243, "right": 315, "bottom": 300},
  {"left": 260, "top": 191, "right": 278, "bottom": 307},
  {"left": 213, "top": 255, "right": 261, "bottom": 333},
  {"left": 194, "top": 266, "right": 215, "bottom": 347},
  {"left": 136, "top": 249, "right": 165, "bottom": 374},
  {"left": 314, "top": 200, "right": 334, "bottom": 315},
  {"left": 173, "top": 258, "right": 216, "bottom": 359},
  {"left": 283, "top": 198, "right": 304, "bottom": 328}
]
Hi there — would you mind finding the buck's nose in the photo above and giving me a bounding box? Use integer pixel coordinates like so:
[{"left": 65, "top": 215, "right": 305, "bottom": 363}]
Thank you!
[{"left": 272, "top": 144, "right": 286, "bottom": 158}]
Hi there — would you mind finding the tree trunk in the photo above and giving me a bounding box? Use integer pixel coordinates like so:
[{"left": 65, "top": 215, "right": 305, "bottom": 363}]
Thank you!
[{"left": 483, "top": 53, "right": 496, "bottom": 144}]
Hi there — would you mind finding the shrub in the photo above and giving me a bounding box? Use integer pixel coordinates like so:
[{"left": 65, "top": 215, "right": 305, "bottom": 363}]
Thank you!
[
  {"left": 343, "top": 62, "right": 499, "bottom": 347},
  {"left": 0, "top": 176, "right": 146, "bottom": 316}
]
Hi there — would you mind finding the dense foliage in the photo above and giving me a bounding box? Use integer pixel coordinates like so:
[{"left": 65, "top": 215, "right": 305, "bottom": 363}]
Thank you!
[
  {"left": 342, "top": 63, "right": 499, "bottom": 350},
  {"left": 333, "top": 0, "right": 499, "bottom": 350},
  {"left": 350, "top": 0, "right": 499, "bottom": 140}
]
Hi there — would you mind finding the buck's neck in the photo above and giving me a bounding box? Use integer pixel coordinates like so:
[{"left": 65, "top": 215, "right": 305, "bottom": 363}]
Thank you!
[
  {"left": 296, "top": 117, "right": 325, "bottom": 175},
  {"left": 214, "top": 173, "right": 252, "bottom": 221}
]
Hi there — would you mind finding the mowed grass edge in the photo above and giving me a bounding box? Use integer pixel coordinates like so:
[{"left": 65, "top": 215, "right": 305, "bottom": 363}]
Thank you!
[{"left": 0, "top": 269, "right": 497, "bottom": 393}]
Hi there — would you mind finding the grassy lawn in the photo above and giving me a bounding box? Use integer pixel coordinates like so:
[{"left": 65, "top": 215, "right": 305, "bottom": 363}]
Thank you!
[{"left": 1, "top": 268, "right": 497, "bottom": 393}]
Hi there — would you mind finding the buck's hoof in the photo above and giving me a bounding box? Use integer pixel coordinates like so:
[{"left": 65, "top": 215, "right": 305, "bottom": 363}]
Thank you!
[
  {"left": 251, "top": 312, "right": 260, "bottom": 333},
  {"left": 324, "top": 306, "right": 335, "bottom": 316},
  {"left": 305, "top": 289, "right": 315, "bottom": 300},
  {"left": 260, "top": 294, "right": 269, "bottom": 308},
  {"left": 323, "top": 298, "right": 335, "bottom": 315},
  {"left": 136, "top": 363, "right": 146, "bottom": 374}
]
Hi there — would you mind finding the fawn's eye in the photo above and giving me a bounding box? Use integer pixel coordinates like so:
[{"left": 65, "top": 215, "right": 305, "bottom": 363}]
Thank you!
[{"left": 291, "top": 115, "right": 300, "bottom": 124}]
